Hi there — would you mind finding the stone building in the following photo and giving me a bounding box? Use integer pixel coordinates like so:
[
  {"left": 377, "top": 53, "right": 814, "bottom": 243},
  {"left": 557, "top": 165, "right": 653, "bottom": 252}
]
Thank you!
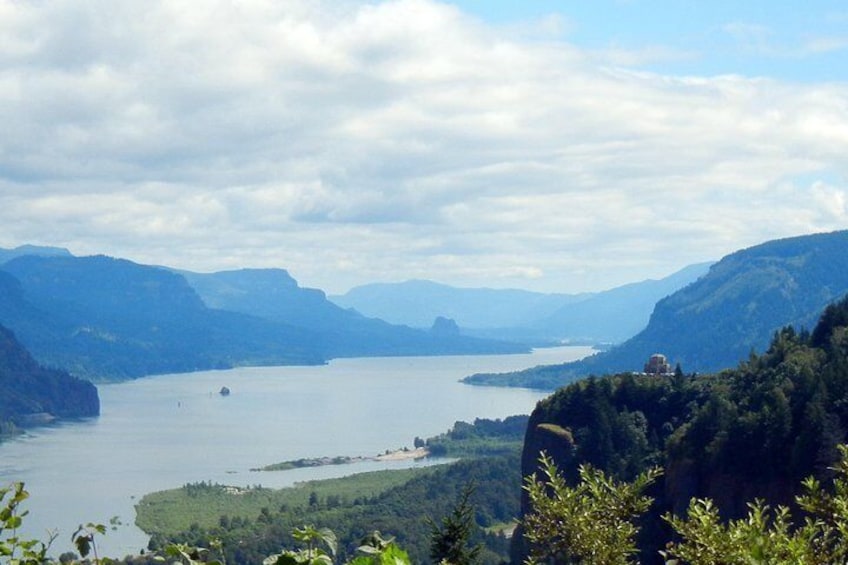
[{"left": 644, "top": 353, "right": 672, "bottom": 375}]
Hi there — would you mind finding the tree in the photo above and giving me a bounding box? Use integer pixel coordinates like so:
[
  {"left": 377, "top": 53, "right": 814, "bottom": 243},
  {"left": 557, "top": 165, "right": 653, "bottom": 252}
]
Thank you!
[
  {"left": 522, "top": 452, "right": 661, "bottom": 565},
  {"left": 429, "top": 483, "right": 482, "bottom": 565},
  {"left": 663, "top": 443, "right": 848, "bottom": 564},
  {"left": 522, "top": 445, "right": 848, "bottom": 564}
]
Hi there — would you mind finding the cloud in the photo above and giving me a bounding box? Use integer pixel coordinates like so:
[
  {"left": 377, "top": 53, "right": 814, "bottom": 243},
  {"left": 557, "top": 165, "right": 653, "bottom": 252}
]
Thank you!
[
  {"left": 722, "top": 21, "right": 774, "bottom": 54},
  {"left": 0, "top": 0, "right": 847, "bottom": 293},
  {"left": 802, "top": 36, "right": 848, "bottom": 55}
]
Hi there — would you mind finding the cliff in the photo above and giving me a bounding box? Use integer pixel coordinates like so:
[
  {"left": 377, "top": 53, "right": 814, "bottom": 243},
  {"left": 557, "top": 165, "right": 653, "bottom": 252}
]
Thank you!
[
  {"left": 518, "top": 294, "right": 848, "bottom": 563},
  {"left": 0, "top": 324, "right": 99, "bottom": 430}
]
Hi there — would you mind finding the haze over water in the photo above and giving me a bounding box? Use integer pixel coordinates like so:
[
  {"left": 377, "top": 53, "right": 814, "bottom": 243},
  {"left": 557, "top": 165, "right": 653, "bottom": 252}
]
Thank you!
[{"left": 0, "top": 346, "right": 592, "bottom": 558}]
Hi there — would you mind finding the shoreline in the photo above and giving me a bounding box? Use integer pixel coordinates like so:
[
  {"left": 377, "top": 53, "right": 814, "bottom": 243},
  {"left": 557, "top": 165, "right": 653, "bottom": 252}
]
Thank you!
[
  {"left": 255, "top": 447, "right": 431, "bottom": 472},
  {"left": 374, "top": 447, "right": 430, "bottom": 461}
]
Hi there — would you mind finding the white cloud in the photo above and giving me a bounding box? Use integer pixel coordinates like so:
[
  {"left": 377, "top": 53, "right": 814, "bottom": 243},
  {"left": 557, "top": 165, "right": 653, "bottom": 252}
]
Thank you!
[
  {"left": 0, "top": 0, "right": 847, "bottom": 293},
  {"left": 802, "top": 36, "right": 848, "bottom": 54}
]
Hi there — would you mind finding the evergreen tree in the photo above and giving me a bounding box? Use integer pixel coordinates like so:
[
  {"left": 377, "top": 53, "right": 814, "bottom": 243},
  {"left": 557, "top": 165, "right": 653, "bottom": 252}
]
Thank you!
[{"left": 429, "top": 483, "right": 482, "bottom": 565}]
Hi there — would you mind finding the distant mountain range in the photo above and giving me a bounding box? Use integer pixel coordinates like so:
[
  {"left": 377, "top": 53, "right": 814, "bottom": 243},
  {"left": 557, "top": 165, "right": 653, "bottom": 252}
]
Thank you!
[
  {"left": 530, "top": 262, "right": 712, "bottom": 344},
  {"left": 6, "top": 229, "right": 846, "bottom": 391},
  {"left": 332, "top": 280, "right": 584, "bottom": 329},
  {"left": 178, "top": 268, "right": 524, "bottom": 358},
  {"left": 0, "top": 252, "right": 525, "bottom": 381},
  {"left": 331, "top": 263, "right": 712, "bottom": 345},
  {"left": 0, "top": 244, "right": 72, "bottom": 263},
  {"left": 466, "top": 230, "right": 848, "bottom": 389}
]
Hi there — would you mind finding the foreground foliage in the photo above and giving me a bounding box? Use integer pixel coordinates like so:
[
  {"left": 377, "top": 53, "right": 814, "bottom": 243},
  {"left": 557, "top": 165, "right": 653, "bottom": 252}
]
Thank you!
[
  {"left": 523, "top": 454, "right": 661, "bottom": 565},
  {"left": 0, "top": 482, "right": 52, "bottom": 565},
  {"left": 521, "top": 443, "right": 848, "bottom": 565},
  {"left": 518, "top": 294, "right": 848, "bottom": 561}
]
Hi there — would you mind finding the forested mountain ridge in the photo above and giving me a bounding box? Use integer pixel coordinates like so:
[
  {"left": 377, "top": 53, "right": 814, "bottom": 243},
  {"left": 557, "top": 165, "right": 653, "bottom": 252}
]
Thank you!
[
  {"left": 0, "top": 255, "right": 524, "bottom": 381},
  {"left": 516, "top": 294, "right": 848, "bottom": 563},
  {"left": 467, "top": 230, "right": 848, "bottom": 389},
  {"left": 0, "top": 323, "right": 99, "bottom": 434},
  {"left": 0, "top": 254, "right": 324, "bottom": 380}
]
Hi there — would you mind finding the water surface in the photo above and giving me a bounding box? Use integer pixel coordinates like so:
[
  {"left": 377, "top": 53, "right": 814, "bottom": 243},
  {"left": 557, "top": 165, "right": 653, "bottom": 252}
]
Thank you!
[{"left": 0, "top": 346, "right": 592, "bottom": 557}]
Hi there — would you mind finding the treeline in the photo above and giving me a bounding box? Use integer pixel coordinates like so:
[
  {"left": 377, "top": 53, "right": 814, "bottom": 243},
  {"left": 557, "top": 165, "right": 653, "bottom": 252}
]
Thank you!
[
  {"left": 425, "top": 415, "right": 529, "bottom": 457},
  {"left": 519, "top": 294, "right": 848, "bottom": 563},
  {"left": 138, "top": 455, "right": 521, "bottom": 564}
]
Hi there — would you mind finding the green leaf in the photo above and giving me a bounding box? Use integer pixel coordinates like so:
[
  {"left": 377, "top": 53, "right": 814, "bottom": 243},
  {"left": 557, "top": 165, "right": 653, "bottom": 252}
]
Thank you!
[{"left": 73, "top": 531, "right": 92, "bottom": 558}]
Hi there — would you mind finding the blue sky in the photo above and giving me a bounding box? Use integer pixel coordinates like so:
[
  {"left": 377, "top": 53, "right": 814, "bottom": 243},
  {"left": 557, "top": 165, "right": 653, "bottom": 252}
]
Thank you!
[
  {"left": 455, "top": 0, "right": 848, "bottom": 81},
  {"left": 0, "top": 0, "right": 846, "bottom": 294}
]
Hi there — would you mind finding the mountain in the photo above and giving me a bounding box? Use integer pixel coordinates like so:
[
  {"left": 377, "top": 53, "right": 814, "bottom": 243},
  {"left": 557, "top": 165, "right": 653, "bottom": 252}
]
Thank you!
[
  {"left": 0, "top": 256, "right": 525, "bottom": 381},
  {"left": 0, "top": 244, "right": 72, "bottom": 264},
  {"left": 530, "top": 262, "right": 712, "bottom": 344},
  {"left": 515, "top": 295, "right": 848, "bottom": 563},
  {"left": 180, "top": 268, "right": 527, "bottom": 358},
  {"left": 0, "top": 255, "right": 324, "bottom": 380},
  {"left": 180, "top": 268, "right": 367, "bottom": 330},
  {"left": 0, "top": 323, "right": 99, "bottom": 433},
  {"left": 331, "top": 280, "right": 586, "bottom": 329},
  {"left": 467, "top": 230, "right": 848, "bottom": 389},
  {"left": 331, "top": 266, "right": 710, "bottom": 346}
]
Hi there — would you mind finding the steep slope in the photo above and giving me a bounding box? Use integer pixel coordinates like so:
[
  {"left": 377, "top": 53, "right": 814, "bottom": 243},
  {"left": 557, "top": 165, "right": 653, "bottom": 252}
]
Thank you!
[
  {"left": 0, "top": 323, "right": 99, "bottom": 431},
  {"left": 181, "top": 268, "right": 528, "bottom": 358},
  {"left": 181, "top": 268, "right": 362, "bottom": 330},
  {"left": 0, "top": 255, "right": 323, "bottom": 380},
  {"left": 468, "top": 230, "right": 848, "bottom": 389},
  {"left": 516, "top": 295, "right": 848, "bottom": 563},
  {"left": 0, "top": 256, "right": 526, "bottom": 380},
  {"left": 532, "top": 262, "right": 712, "bottom": 343}
]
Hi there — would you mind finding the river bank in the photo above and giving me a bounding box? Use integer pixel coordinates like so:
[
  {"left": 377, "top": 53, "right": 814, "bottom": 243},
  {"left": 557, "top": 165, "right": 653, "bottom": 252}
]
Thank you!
[{"left": 252, "top": 447, "right": 431, "bottom": 472}]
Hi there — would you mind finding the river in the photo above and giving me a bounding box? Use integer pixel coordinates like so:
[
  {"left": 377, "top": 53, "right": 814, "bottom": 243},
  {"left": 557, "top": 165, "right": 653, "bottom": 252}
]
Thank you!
[{"left": 0, "top": 346, "right": 592, "bottom": 557}]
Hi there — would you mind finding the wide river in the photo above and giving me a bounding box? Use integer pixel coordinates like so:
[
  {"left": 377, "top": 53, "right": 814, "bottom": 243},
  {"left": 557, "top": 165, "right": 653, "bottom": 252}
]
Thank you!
[{"left": 0, "top": 346, "right": 592, "bottom": 558}]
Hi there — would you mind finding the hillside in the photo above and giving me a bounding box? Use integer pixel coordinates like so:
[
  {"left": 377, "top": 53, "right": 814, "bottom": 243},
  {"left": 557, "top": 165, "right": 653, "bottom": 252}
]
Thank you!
[
  {"left": 467, "top": 230, "right": 848, "bottom": 389},
  {"left": 516, "top": 294, "right": 848, "bottom": 563},
  {"left": 531, "top": 262, "right": 712, "bottom": 343},
  {"left": 0, "top": 255, "right": 525, "bottom": 381},
  {"left": 331, "top": 279, "right": 584, "bottom": 329},
  {"left": 0, "top": 323, "right": 99, "bottom": 434},
  {"left": 0, "top": 255, "right": 325, "bottom": 380},
  {"left": 180, "top": 268, "right": 524, "bottom": 359},
  {"left": 332, "top": 264, "right": 710, "bottom": 346}
]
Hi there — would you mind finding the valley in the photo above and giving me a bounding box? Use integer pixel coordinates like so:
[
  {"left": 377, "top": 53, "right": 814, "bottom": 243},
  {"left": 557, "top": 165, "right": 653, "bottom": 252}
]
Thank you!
[
  {"left": 0, "top": 345, "right": 589, "bottom": 558},
  {"left": 4, "top": 231, "right": 848, "bottom": 563}
]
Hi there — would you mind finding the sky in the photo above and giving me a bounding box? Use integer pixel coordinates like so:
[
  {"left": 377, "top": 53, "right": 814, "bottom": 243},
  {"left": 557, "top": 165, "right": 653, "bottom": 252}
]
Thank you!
[{"left": 1, "top": 0, "right": 846, "bottom": 294}]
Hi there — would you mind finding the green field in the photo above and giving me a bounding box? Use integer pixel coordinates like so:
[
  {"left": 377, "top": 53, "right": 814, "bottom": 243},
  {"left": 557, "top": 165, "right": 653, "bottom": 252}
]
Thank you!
[{"left": 136, "top": 466, "right": 439, "bottom": 535}]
